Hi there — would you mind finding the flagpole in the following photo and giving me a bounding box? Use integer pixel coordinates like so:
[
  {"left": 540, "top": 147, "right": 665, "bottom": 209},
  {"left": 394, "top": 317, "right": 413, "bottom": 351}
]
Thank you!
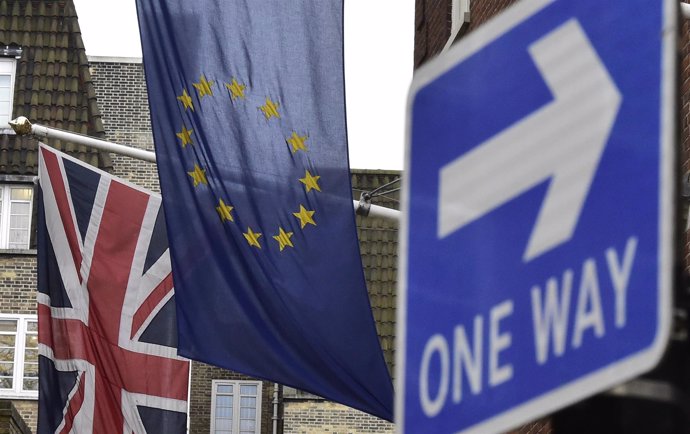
[
  {"left": 9, "top": 117, "right": 400, "bottom": 221},
  {"left": 10, "top": 116, "right": 158, "bottom": 163}
]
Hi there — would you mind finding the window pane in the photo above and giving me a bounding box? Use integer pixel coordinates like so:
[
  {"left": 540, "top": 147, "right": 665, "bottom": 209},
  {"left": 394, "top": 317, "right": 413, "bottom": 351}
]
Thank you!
[
  {"left": 24, "top": 335, "right": 37, "bottom": 349},
  {"left": 26, "top": 321, "right": 37, "bottom": 333},
  {"left": 23, "top": 361, "right": 37, "bottom": 376},
  {"left": 240, "top": 397, "right": 256, "bottom": 408},
  {"left": 0, "top": 335, "right": 15, "bottom": 346},
  {"left": 240, "top": 419, "right": 255, "bottom": 430},
  {"left": 0, "top": 348, "right": 14, "bottom": 362},
  {"left": 240, "top": 384, "right": 257, "bottom": 395},
  {"left": 217, "top": 384, "right": 233, "bottom": 394},
  {"left": 0, "top": 377, "right": 12, "bottom": 389},
  {"left": 0, "top": 320, "right": 17, "bottom": 333},
  {"left": 214, "top": 418, "right": 232, "bottom": 430},
  {"left": 22, "top": 378, "right": 38, "bottom": 391},
  {"left": 8, "top": 229, "right": 29, "bottom": 248},
  {"left": 24, "top": 348, "right": 38, "bottom": 362},
  {"left": 10, "top": 202, "right": 29, "bottom": 215},
  {"left": 0, "top": 88, "right": 9, "bottom": 101},
  {"left": 216, "top": 405, "right": 233, "bottom": 418},
  {"left": 10, "top": 188, "right": 31, "bottom": 201},
  {"left": 0, "top": 362, "right": 13, "bottom": 376},
  {"left": 0, "top": 75, "right": 9, "bottom": 86},
  {"left": 216, "top": 395, "right": 233, "bottom": 407},
  {"left": 10, "top": 214, "right": 29, "bottom": 230},
  {"left": 240, "top": 407, "right": 255, "bottom": 419}
]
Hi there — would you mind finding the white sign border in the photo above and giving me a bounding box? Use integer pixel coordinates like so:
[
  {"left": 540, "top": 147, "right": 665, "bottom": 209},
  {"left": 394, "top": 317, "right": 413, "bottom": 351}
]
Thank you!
[{"left": 395, "top": 0, "right": 677, "bottom": 432}]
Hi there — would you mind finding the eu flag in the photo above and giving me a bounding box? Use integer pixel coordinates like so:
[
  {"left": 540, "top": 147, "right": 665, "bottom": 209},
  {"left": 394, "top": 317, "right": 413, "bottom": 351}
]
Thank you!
[{"left": 136, "top": 0, "right": 394, "bottom": 420}]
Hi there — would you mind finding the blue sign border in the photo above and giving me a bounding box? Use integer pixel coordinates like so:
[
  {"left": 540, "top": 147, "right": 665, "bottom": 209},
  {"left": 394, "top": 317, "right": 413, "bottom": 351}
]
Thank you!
[{"left": 396, "top": 0, "right": 677, "bottom": 432}]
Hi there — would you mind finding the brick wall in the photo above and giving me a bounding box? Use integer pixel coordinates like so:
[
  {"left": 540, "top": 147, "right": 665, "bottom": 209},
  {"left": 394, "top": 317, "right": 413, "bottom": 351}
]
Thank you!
[
  {"left": 0, "top": 401, "right": 31, "bottom": 434},
  {"left": 414, "top": 0, "right": 522, "bottom": 68},
  {"left": 681, "top": 1, "right": 690, "bottom": 270},
  {"left": 89, "top": 58, "right": 160, "bottom": 192},
  {"left": 467, "top": 0, "right": 520, "bottom": 31},
  {"left": 283, "top": 401, "right": 393, "bottom": 434},
  {"left": 0, "top": 256, "right": 37, "bottom": 314},
  {"left": 414, "top": 0, "right": 451, "bottom": 68},
  {"left": 7, "top": 403, "right": 33, "bottom": 434}
]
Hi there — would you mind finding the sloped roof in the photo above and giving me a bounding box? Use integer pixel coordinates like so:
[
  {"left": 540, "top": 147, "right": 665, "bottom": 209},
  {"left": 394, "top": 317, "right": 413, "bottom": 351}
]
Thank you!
[
  {"left": 352, "top": 169, "right": 400, "bottom": 377},
  {"left": 0, "top": 0, "right": 112, "bottom": 174}
]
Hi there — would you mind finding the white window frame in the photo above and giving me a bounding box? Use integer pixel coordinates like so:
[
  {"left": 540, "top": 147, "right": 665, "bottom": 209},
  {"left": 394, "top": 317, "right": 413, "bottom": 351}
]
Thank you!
[
  {"left": 0, "top": 58, "right": 16, "bottom": 128},
  {"left": 210, "top": 380, "right": 262, "bottom": 434},
  {"left": 0, "top": 184, "right": 34, "bottom": 250},
  {"left": 0, "top": 314, "right": 38, "bottom": 399}
]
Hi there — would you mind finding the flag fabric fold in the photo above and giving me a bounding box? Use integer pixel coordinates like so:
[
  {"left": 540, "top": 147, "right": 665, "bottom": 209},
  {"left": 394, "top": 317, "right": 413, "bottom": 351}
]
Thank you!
[
  {"left": 136, "top": 0, "right": 394, "bottom": 420},
  {"left": 37, "top": 144, "right": 189, "bottom": 433}
]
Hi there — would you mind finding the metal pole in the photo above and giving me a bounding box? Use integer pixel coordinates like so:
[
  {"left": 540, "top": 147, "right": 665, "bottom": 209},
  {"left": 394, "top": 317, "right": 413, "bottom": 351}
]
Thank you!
[
  {"left": 10, "top": 116, "right": 157, "bottom": 163},
  {"left": 10, "top": 117, "right": 400, "bottom": 221},
  {"left": 352, "top": 199, "right": 401, "bottom": 220}
]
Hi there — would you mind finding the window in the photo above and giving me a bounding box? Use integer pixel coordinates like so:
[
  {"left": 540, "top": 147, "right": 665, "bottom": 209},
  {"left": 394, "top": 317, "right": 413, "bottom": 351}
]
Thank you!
[
  {"left": 0, "top": 315, "right": 38, "bottom": 398},
  {"left": 0, "top": 58, "right": 16, "bottom": 128},
  {"left": 211, "top": 380, "right": 262, "bottom": 434},
  {"left": 0, "top": 185, "right": 33, "bottom": 250}
]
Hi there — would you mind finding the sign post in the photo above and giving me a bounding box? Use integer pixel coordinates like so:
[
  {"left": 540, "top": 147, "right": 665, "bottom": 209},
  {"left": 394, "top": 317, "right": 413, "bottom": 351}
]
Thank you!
[{"left": 397, "top": 0, "right": 677, "bottom": 433}]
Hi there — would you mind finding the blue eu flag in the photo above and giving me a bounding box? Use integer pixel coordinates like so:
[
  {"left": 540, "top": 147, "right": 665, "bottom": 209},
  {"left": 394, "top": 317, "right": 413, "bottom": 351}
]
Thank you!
[{"left": 136, "top": 0, "right": 394, "bottom": 420}]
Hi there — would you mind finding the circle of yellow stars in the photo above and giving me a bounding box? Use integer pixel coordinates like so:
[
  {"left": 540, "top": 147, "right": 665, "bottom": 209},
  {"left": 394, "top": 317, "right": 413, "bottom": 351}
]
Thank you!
[{"left": 176, "top": 72, "right": 324, "bottom": 253}]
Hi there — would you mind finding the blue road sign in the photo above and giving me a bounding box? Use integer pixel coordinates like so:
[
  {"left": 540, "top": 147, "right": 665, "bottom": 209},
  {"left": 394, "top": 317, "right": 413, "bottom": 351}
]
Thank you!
[{"left": 397, "top": 0, "right": 676, "bottom": 433}]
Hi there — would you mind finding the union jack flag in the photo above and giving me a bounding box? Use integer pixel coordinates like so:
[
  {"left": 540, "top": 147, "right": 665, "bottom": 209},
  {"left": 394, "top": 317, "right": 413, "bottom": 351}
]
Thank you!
[{"left": 37, "top": 144, "right": 189, "bottom": 433}]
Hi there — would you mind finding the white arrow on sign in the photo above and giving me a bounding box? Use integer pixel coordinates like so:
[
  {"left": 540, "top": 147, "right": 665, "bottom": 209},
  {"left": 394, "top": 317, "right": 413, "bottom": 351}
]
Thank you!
[{"left": 438, "top": 19, "right": 621, "bottom": 262}]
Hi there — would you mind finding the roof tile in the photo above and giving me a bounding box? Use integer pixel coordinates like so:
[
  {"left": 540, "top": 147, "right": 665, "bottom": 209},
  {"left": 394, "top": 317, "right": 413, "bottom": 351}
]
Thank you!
[
  {"left": 1, "top": 0, "right": 112, "bottom": 174},
  {"left": 351, "top": 169, "right": 401, "bottom": 376}
]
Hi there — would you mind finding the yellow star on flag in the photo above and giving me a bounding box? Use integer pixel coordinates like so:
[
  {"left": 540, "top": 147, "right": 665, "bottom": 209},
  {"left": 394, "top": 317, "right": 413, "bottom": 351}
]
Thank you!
[
  {"left": 259, "top": 97, "right": 280, "bottom": 120},
  {"left": 193, "top": 74, "right": 215, "bottom": 98},
  {"left": 225, "top": 78, "right": 246, "bottom": 100},
  {"left": 293, "top": 205, "right": 316, "bottom": 229},
  {"left": 177, "top": 89, "right": 194, "bottom": 111},
  {"left": 176, "top": 125, "right": 194, "bottom": 147},
  {"left": 243, "top": 227, "right": 262, "bottom": 249},
  {"left": 187, "top": 164, "right": 208, "bottom": 187},
  {"left": 286, "top": 132, "right": 308, "bottom": 154},
  {"left": 299, "top": 170, "right": 321, "bottom": 193},
  {"left": 216, "top": 199, "right": 234, "bottom": 223},
  {"left": 273, "top": 227, "right": 294, "bottom": 251}
]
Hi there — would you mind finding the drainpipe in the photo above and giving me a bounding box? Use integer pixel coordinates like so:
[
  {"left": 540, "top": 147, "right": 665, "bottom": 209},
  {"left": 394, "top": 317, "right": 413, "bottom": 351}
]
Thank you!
[{"left": 272, "top": 383, "right": 281, "bottom": 434}]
